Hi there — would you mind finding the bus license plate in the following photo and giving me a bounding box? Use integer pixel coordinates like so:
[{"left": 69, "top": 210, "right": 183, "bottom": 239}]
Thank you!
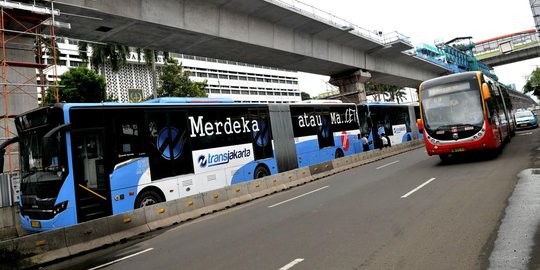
[
  {"left": 451, "top": 148, "right": 465, "bottom": 153},
  {"left": 31, "top": 221, "right": 41, "bottom": 228}
]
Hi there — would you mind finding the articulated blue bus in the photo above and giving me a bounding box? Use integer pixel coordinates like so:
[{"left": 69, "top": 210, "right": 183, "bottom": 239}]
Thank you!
[
  {"left": 357, "top": 102, "right": 422, "bottom": 149},
  {"left": 1, "top": 98, "right": 363, "bottom": 231}
]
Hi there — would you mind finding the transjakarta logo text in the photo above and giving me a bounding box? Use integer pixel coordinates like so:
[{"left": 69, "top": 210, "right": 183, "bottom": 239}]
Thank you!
[{"left": 198, "top": 148, "right": 251, "bottom": 168}]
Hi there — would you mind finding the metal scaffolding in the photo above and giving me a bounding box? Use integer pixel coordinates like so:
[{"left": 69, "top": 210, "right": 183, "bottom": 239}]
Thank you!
[{"left": 0, "top": 1, "right": 59, "bottom": 172}]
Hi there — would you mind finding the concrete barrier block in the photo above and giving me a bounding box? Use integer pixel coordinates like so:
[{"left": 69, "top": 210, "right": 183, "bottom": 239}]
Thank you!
[
  {"left": 201, "top": 188, "right": 232, "bottom": 213},
  {"left": 287, "top": 168, "right": 313, "bottom": 188},
  {"left": 332, "top": 156, "right": 352, "bottom": 173},
  {"left": 176, "top": 193, "right": 206, "bottom": 222},
  {"left": 13, "top": 228, "right": 69, "bottom": 267},
  {"left": 65, "top": 217, "right": 113, "bottom": 256},
  {"left": 107, "top": 207, "right": 149, "bottom": 242},
  {"left": 309, "top": 161, "right": 333, "bottom": 178},
  {"left": 226, "top": 182, "right": 252, "bottom": 206},
  {"left": 247, "top": 179, "right": 270, "bottom": 199},
  {"left": 263, "top": 174, "right": 287, "bottom": 194},
  {"left": 351, "top": 154, "right": 361, "bottom": 164},
  {"left": 145, "top": 200, "right": 179, "bottom": 231}
]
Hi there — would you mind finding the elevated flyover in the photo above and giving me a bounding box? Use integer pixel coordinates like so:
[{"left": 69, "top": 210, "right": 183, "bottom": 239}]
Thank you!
[
  {"left": 474, "top": 29, "right": 540, "bottom": 67},
  {"left": 50, "top": 0, "right": 450, "bottom": 102}
]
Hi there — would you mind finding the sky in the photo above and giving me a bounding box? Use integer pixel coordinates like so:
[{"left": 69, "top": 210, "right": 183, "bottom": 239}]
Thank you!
[{"left": 297, "top": 0, "right": 539, "bottom": 98}]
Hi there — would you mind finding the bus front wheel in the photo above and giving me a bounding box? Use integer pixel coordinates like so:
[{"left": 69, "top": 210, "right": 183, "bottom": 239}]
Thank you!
[
  {"left": 135, "top": 190, "right": 163, "bottom": 208},
  {"left": 254, "top": 165, "right": 270, "bottom": 179}
]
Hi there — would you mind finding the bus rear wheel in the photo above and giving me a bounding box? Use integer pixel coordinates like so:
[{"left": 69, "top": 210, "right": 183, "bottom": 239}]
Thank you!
[
  {"left": 135, "top": 190, "right": 162, "bottom": 208},
  {"left": 254, "top": 165, "right": 270, "bottom": 179}
]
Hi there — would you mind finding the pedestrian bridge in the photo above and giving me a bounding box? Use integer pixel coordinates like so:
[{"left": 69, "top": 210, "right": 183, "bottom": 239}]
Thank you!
[{"left": 474, "top": 29, "right": 540, "bottom": 67}]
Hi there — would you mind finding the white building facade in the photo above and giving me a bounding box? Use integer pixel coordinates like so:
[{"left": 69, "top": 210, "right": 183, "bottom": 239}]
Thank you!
[{"left": 43, "top": 39, "right": 302, "bottom": 104}]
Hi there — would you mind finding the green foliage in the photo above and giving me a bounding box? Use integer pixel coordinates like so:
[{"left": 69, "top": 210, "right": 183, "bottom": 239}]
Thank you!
[
  {"left": 78, "top": 42, "right": 129, "bottom": 72},
  {"left": 157, "top": 58, "right": 207, "bottom": 98},
  {"left": 44, "top": 67, "right": 106, "bottom": 104},
  {"left": 524, "top": 67, "right": 540, "bottom": 99},
  {"left": 365, "top": 82, "right": 406, "bottom": 103},
  {"left": 301, "top": 91, "right": 311, "bottom": 101}
]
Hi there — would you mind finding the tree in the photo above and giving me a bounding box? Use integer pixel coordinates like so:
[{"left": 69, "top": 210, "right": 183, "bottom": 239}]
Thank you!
[
  {"left": 524, "top": 67, "right": 540, "bottom": 99},
  {"left": 157, "top": 57, "right": 207, "bottom": 98},
  {"left": 365, "top": 82, "right": 405, "bottom": 103},
  {"left": 301, "top": 91, "right": 311, "bottom": 100},
  {"left": 43, "top": 67, "right": 106, "bottom": 104},
  {"left": 78, "top": 42, "right": 129, "bottom": 73}
]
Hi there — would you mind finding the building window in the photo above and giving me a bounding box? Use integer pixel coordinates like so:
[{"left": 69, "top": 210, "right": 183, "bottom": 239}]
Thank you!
[
  {"left": 219, "top": 74, "right": 228, "bottom": 79},
  {"left": 231, "top": 90, "right": 240, "bottom": 94},
  {"left": 229, "top": 75, "right": 238, "bottom": 80},
  {"left": 208, "top": 73, "right": 218, "bottom": 78}
]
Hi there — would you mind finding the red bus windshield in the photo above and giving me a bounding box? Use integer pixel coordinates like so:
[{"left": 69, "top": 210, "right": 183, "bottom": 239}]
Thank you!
[{"left": 421, "top": 80, "right": 483, "bottom": 131}]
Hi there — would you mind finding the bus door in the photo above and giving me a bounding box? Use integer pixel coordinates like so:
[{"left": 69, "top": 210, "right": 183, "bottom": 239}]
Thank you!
[
  {"left": 71, "top": 129, "right": 112, "bottom": 223},
  {"left": 248, "top": 108, "right": 274, "bottom": 178}
]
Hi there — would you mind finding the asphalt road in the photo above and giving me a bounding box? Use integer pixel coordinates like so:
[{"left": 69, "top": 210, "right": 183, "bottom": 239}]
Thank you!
[{"left": 46, "top": 128, "right": 540, "bottom": 270}]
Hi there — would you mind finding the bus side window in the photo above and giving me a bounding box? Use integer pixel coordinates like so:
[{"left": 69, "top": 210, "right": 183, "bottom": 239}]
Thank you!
[{"left": 112, "top": 110, "right": 144, "bottom": 162}]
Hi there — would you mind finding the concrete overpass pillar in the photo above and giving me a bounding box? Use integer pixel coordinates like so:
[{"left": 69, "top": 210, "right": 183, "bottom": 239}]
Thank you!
[{"left": 329, "top": 70, "right": 371, "bottom": 104}]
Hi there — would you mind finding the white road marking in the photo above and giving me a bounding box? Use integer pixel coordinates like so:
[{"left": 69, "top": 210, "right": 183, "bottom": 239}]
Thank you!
[
  {"left": 518, "top": 132, "right": 533, "bottom": 136},
  {"left": 88, "top": 248, "right": 154, "bottom": 270},
  {"left": 376, "top": 160, "right": 400, "bottom": 170},
  {"left": 279, "top": 258, "right": 305, "bottom": 270},
  {"left": 401, "top": 178, "right": 436, "bottom": 198},
  {"left": 268, "top": 186, "right": 329, "bottom": 208}
]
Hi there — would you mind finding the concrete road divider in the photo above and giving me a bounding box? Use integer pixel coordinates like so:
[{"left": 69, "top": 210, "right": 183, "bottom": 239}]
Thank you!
[
  {"left": 12, "top": 227, "right": 69, "bottom": 267},
  {"left": 263, "top": 173, "right": 288, "bottom": 194},
  {"left": 201, "top": 189, "right": 232, "bottom": 213},
  {"left": 225, "top": 182, "right": 252, "bottom": 206},
  {"left": 332, "top": 156, "right": 353, "bottom": 172},
  {"left": 247, "top": 179, "right": 270, "bottom": 199},
  {"left": 309, "top": 161, "right": 334, "bottom": 180},
  {"left": 287, "top": 168, "right": 313, "bottom": 188},
  {"left": 107, "top": 207, "right": 149, "bottom": 243},
  {"left": 65, "top": 217, "right": 113, "bottom": 256},
  {"left": 176, "top": 193, "right": 206, "bottom": 222},
  {"left": 144, "top": 200, "right": 179, "bottom": 231}
]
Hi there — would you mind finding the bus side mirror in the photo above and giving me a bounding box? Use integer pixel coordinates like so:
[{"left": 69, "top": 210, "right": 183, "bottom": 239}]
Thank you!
[
  {"left": 417, "top": 119, "right": 424, "bottom": 132},
  {"left": 482, "top": 83, "right": 491, "bottom": 101},
  {"left": 0, "top": 136, "right": 19, "bottom": 173}
]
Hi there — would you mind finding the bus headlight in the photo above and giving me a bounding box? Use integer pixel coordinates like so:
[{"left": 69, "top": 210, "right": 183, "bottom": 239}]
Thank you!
[{"left": 53, "top": 201, "right": 69, "bottom": 215}]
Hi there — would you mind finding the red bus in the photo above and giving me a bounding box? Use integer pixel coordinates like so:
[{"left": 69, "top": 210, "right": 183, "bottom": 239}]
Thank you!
[{"left": 417, "top": 71, "right": 534, "bottom": 162}]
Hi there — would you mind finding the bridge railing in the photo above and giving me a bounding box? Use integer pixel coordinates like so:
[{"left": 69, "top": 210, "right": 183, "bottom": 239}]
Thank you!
[
  {"left": 268, "top": 0, "right": 411, "bottom": 46},
  {"left": 474, "top": 31, "right": 540, "bottom": 59}
]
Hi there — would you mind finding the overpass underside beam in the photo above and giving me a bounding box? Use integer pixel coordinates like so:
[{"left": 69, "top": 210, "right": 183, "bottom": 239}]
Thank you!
[{"left": 329, "top": 70, "right": 371, "bottom": 104}]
